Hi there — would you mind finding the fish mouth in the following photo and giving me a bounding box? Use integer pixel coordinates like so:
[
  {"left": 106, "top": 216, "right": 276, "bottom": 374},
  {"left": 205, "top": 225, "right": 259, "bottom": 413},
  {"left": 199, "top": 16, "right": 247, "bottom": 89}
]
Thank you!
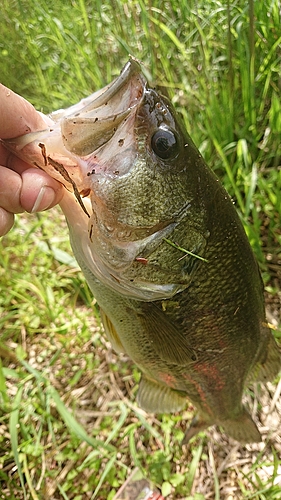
[
  {"left": 60, "top": 58, "right": 146, "bottom": 157},
  {"left": 2, "top": 58, "right": 146, "bottom": 192}
]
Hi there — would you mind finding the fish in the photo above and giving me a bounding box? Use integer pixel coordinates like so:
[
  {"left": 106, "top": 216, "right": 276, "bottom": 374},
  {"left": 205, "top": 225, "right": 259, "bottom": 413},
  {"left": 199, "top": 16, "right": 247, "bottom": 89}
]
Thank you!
[{"left": 3, "top": 59, "right": 280, "bottom": 443}]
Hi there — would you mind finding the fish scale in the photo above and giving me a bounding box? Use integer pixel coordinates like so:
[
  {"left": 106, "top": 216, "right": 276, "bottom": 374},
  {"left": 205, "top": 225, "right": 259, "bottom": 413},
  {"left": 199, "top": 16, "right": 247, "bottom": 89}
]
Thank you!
[{"left": 3, "top": 59, "right": 280, "bottom": 443}]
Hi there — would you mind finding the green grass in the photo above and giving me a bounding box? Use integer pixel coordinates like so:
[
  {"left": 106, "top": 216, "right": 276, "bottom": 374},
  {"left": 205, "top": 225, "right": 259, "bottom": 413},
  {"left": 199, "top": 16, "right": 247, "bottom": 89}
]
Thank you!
[{"left": 0, "top": 0, "right": 281, "bottom": 498}]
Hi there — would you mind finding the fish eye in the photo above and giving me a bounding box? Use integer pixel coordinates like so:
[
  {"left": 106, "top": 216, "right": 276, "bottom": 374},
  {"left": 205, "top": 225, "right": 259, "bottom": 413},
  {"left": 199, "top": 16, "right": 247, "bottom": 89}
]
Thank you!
[{"left": 151, "top": 127, "right": 179, "bottom": 160}]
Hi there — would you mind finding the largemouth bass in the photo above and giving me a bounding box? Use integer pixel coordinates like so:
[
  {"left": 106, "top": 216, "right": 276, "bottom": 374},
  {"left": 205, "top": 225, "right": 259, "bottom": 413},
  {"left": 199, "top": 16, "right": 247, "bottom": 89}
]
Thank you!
[{"left": 3, "top": 60, "right": 280, "bottom": 443}]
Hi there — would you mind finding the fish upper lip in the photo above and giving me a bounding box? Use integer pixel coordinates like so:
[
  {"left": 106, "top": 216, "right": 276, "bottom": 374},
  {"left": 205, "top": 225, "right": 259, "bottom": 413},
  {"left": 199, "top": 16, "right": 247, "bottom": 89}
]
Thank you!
[{"left": 81, "top": 58, "right": 144, "bottom": 111}]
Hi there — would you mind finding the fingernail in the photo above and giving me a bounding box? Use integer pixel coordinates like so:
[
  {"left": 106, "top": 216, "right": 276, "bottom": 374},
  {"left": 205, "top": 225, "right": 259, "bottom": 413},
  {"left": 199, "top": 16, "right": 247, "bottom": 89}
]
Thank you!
[{"left": 31, "top": 186, "right": 56, "bottom": 213}]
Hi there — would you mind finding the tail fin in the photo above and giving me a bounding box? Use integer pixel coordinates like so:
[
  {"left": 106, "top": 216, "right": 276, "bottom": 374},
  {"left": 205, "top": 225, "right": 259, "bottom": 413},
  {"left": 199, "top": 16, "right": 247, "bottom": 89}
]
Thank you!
[
  {"left": 221, "top": 408, "right": 261, "bottom": 443},
  {"left": 182, "top": 408, "right": 261, "bottom": 444}
]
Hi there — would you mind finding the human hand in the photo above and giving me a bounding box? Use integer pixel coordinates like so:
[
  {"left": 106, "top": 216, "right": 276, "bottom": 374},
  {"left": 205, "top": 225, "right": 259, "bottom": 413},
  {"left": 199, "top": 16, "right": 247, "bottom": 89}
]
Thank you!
[{"left": 0, "top": 84, "right": 63, "bottom": 236}]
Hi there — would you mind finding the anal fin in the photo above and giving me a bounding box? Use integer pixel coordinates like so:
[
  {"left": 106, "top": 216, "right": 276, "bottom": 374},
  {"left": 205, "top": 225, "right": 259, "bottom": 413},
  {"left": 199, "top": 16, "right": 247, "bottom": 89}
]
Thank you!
[{"left": 137, "top": 375, "right": 186, "bottom": 413}]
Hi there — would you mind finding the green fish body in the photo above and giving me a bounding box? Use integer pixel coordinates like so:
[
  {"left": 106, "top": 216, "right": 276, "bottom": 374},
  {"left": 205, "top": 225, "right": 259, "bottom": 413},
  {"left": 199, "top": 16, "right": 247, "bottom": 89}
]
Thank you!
[{"left": 4, "top": 60, "right": 280, "bottom": 442}]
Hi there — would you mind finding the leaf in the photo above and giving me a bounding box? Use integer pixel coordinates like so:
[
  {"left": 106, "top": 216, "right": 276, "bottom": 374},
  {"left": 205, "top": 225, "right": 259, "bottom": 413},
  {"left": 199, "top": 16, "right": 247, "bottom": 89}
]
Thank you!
[{"left": 161, "top": 481, "right": 172, "bottom": 497}]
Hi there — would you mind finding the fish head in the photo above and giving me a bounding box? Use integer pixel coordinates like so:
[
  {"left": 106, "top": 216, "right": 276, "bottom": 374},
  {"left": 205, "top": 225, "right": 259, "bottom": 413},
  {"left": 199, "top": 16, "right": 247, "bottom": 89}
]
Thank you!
[
  {"left": 3, "top": 60, "right": 209, "bottom": 301},
  {"left": 83, "top": 62, "right": 209, "bottom": 300}
]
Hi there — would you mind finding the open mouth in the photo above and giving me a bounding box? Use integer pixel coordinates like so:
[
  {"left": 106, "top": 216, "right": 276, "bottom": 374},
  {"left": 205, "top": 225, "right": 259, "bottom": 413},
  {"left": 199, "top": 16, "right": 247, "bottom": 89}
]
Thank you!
[
  {"left": 2, "top": 58, "right": 146, "bottom": 187},
  {"left": 60, "top": 59, "right": 146, "bottom": 156}
]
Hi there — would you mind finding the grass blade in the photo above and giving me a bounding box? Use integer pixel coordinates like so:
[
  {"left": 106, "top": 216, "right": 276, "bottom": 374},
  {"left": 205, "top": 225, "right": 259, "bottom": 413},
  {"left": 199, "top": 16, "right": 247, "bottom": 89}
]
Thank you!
[
  {"left": 90, "top": 453, "right": 117, "bottom": 499},
  {"left": 9, "top": 385, "right": 27, "bottom": 500},
  {"left": 186, "top": 442, "right": 203, "bottom": 493},
  {"left": 0, "top": 356, "right": 9, "bottom": 404},
  {"left": 49, "top": 385, "right": 116, "bottom": 453},
  {"left": 19, "top": 358, "right": 116, "bottom": 453}
]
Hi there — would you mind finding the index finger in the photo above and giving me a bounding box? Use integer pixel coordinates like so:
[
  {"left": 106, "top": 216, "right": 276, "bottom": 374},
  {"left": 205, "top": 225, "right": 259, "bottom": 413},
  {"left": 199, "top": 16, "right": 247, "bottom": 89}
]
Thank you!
[{"left": 0, "top": 83, "right": 47, "bottom": 139}]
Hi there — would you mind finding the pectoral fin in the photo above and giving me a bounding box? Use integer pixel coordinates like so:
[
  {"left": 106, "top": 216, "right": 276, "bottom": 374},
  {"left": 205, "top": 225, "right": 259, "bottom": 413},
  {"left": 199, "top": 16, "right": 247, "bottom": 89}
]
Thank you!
[
  {"left": 100, "top": 309, "right": 125, "bottom": 353},
  {"left": 138, "top": 304, "right": 197, "bottom": 365},
  {"left": 137, "top": 375, "right": 187, "bottom": 413}
]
